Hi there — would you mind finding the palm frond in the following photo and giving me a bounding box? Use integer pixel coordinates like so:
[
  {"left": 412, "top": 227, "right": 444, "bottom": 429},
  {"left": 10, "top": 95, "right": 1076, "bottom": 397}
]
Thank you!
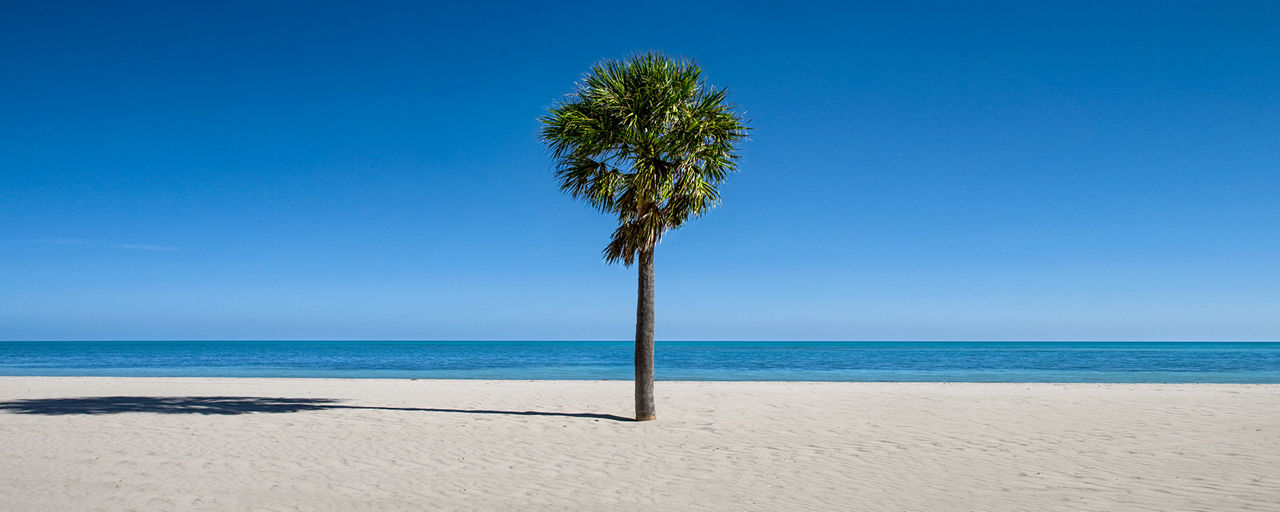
[{"left": 540, "top": 52, "right": 749, "bottom": 266}]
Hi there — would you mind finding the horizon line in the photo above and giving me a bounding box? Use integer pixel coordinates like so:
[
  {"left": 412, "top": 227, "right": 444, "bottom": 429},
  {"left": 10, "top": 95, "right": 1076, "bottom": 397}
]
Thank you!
[{"left": 2, "top": 339, "right": 1277, "bottom": 343}]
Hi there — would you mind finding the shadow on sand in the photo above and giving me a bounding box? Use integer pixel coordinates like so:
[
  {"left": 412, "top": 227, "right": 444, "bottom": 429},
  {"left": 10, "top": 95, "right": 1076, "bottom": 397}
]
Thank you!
[{"left": 0, "top": 396, "right": 633, "bottom": 421}]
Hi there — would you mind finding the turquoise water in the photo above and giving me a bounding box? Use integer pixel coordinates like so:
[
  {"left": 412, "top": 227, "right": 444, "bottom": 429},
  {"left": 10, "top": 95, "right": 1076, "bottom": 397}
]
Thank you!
[{"left": 2, "top": 341, "right": 1278, "bottom": 382}]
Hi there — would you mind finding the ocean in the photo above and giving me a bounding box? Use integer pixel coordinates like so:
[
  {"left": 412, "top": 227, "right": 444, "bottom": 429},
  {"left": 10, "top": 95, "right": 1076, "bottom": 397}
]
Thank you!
[{"left": 1, "top": 341, "right": 1278, "bottom": 382}]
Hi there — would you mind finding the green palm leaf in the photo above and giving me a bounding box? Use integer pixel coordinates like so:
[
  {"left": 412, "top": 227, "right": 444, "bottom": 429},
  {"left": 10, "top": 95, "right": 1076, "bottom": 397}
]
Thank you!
[{"left": 540, "top": 52, "right": 749, "bottom": 265}]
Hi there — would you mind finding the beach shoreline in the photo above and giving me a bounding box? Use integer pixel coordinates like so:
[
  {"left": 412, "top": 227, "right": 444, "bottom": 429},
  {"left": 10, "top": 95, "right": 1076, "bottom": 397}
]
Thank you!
[{"left": 2, "top": 377, "right": 1277, "bottom": 511}]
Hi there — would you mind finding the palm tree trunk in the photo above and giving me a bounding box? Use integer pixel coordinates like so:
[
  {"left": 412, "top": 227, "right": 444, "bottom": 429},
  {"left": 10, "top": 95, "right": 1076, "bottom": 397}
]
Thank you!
[{"left": 634, "top": 247, "right": 656, "bottom": 421}]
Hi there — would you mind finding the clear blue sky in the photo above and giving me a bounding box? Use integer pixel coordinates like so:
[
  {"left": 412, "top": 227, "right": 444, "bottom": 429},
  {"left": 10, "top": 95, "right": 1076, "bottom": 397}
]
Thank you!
[{"left": 2, "top": 1, "right": 1276, "bottom": 341}]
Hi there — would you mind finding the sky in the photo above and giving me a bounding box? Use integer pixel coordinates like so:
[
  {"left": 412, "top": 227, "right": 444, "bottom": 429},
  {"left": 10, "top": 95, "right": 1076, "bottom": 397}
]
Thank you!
[{"left": 1, "top": 1, "right": 1277, "bottom": 341}]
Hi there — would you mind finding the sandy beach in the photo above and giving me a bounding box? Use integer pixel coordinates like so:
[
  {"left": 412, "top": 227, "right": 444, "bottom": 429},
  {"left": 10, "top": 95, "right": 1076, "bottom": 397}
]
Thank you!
[{"left": 1, "top": 378, "right": 1277, "bottom": 511}]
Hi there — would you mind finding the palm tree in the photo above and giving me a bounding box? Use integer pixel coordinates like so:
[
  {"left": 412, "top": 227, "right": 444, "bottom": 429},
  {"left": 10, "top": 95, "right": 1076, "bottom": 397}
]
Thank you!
[{"left": 540, "top": 53, "right": 748, "bottom": 421}]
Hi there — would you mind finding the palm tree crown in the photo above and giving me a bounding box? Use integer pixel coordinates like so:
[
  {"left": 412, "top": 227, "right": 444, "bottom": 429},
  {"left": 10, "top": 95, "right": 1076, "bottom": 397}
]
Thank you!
[{"left": 540, "top": 53, "right": 748, "bottom": 265}]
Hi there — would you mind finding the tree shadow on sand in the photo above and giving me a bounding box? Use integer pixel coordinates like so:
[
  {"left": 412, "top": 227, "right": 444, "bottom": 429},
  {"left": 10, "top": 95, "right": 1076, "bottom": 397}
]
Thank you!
[{"left": 0, "top": 396, "right": 633, "bottom": 421}]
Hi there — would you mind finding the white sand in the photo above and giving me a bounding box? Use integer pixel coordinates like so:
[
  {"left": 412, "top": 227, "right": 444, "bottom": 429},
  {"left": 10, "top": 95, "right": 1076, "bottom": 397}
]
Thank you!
[{"left": 1, "top": 378, "right": 1277, "bottom": 511}]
